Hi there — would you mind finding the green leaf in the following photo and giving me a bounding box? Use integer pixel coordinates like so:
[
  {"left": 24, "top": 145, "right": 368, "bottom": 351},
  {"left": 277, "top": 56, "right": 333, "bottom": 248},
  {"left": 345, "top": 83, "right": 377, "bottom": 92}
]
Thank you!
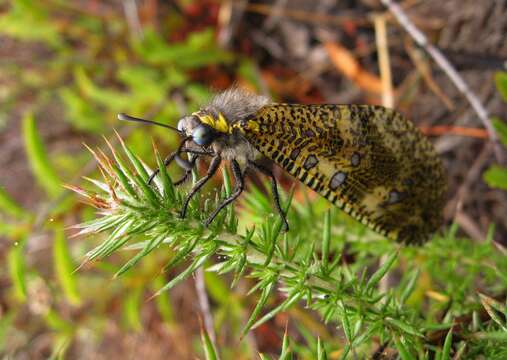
[
  {"left": 155, "top": 148, "right": 176, "bottom": 203},
  {"left": 123, "top": 286, "right": 143, "bottom": 331},
  {"left": 441, "top": 327, "right": 453, "bottom": 360},
  {"left": 114, "top": 234, "right": 166, "bottom": 277},
  {"left": 279, "top": 328, "right": 291, "bottom": 360},
  {"left": 393, "top": 337, "right": 414, "bottom": 360},
  {"left": 222, "top": 167, "right": 237, "bottom": 231},
  {"left": 366, "top": 250, "right": 398, "bottom": 291},
  {"left": 238, "top": 59, "right": 264, "bottom": 92},
  {"left": 111, "top": 163, "right": 138, "bottom": 199},
  {"left": 492, "top": 117, "right": 507, "bottom": 148},
  {"left": 156, "top": 248, "right": 216, "bottom": 295},
  {"left": 0, "top": 185, "right": 28, "bottom": 219},
  {"left": 400, "top": 269, "right": 420, "bottom": 304},
  {"left": 0, "top": 0, "right": 62, "bottom": 47},
  {"left": 351, "top": 324, "right": 378, "bottom": 347},
  {"left": 241, "top": 280, "right": 276, "bottom": 338},
  {"left": 231, "top": 228, "right": 254, "bottom": 288},
  {"left": 60, "top": 88, "right": 104, "bottom": 133},
  {"left": 117, "top": 135, "right": 150, "bottom": 182},
  {"left": 251, "top": 287, "right": 303, "bottom": 331},
  {"left": 74, "top": 67, "right": 128, "bottom": 110},
  {"left": 204, "top": 271, "right": 231, "bottom": 306},
  {"left": 53, "top": 225, "right": 81, "bottom": 305},
  {"left": 317, "top": 337, "right": 327, "bottom": 360},
  {"left": 133, "top": 28, "right": 232, "bottom": 69},
  {"left": 479, "top": 293, "right": 507, "bottom": 331},
  {"left": 108, "top": 143, "right": 158, "bottom": 207},
  {"left": 45, "top": 309, "right": 74, "bottom": 333},
  {"left": 484, "top": 165, "right": 507, "bottom": 190},
  {"left": 85, "top": 216, "right": 135, "bottom": 260},
  {"left": 152, "top": 277, "right": 174, "bottom": 323},
  {"left": 387, "top": 317, "right": 424, "bottom": 338},
  {"left": 474, "top": 331, "right": 507, "bottom": 341},
  {"left": 495, "top": 72, "right": 507, "bottom": 102},
  {"left": 321, "top": 210, "right": 331, "bottom": 271},
  {"left": 7, "top": 239, "right": 27, "bottom": 301},
  {"left": 200, "top": 320, "right": 219, "bottom": 360},
  {"left": 22, "top": 112, "right": 62, "bottom": 197},
  {"left": 341, "top": 301, "right": 352, "bottom": 343}
]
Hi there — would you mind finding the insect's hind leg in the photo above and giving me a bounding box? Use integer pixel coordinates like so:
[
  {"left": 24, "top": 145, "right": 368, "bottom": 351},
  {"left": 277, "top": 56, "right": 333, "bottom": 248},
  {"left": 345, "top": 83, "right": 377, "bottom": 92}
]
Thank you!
[
  {"left": 180, "top": 155, "right": 222, "bottom": 219},
  {"left": 204, "top": 160, "right": 244, "bottom": 227},
  {"left": 249, "top": 161, "right": 289, "bottom": 232}
]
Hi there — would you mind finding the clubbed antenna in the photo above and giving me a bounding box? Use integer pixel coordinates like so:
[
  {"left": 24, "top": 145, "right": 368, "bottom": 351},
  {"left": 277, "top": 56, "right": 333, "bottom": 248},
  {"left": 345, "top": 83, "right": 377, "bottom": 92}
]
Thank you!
[{"left": 118, "top": 113, "right": 182, "bottom": 135}]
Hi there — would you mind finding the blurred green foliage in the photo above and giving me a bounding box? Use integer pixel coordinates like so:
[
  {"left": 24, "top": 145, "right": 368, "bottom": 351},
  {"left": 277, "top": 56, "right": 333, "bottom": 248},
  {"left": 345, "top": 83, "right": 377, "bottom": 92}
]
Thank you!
[
  {"left": 0, "top": 0, "right": 246, "bottom": 357},
  {"left": 484, "top": 72, "right": 507, "bottom": 190}
]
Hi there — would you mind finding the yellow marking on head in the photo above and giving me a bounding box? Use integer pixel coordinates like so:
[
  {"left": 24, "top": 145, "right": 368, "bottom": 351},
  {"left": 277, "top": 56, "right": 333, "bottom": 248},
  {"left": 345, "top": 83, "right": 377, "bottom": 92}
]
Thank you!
[{"left": 194, "top": 112, "right": 230, "bottom": 134}]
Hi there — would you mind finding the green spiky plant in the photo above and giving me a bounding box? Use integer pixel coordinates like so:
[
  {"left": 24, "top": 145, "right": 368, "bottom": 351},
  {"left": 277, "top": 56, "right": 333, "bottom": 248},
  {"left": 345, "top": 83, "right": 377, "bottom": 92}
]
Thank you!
[{"left": 68, "top": 134, "right": 507, "bottom": 359}]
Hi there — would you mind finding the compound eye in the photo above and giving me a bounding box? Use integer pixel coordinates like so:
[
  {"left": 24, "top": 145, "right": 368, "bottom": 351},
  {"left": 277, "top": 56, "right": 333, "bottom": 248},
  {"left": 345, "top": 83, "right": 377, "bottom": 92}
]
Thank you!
[{"left": 192, "top": 124, "right": 215, "bottom": 146}]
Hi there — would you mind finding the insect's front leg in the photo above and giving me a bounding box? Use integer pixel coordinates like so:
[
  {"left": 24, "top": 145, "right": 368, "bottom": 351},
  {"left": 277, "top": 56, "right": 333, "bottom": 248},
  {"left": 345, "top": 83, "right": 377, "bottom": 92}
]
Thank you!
[
  {"left": 148, "top": 147, "right": 213, "bottom": 185},
  {"left": 148, "top": 150, "right": 178, "bottom": 185},
  {"left": 204, "top": 159, "right": 245, "bottom": 227},
  {"left": 172, "top": 155, "right": 198, "bottom": 186},
  {"left": 180, "top": 155, "right": 222, "bottom": 219},
  {"left": 173, "top": 148, "right": 215, "bottom": 186},
  {"left": 147, "top": 137, "right": 191, "bottom": 185},
  {"left": 249, "top": 161, "right": 289, "bottom": 232}
]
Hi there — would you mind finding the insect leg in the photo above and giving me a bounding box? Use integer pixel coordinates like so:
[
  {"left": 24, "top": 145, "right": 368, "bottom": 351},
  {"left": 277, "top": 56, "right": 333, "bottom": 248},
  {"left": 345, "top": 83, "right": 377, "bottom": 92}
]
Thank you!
[
  {"left": 204, "top": 159, "right": 244, "bottom": 227},
  {"left": 180, "top": 155, "right": 222, "bottom": 219},
  {"left": 148, "top": 151, "right": 178, "bottom": 185},
  {"left": 175, "top": 149, "right": 213, "bottom": 170},
  {"left": 249, "top": 161, "right": 289, "bottom": 232},
  {"left": 174, "top": 153, "right": 194, "bottom": 170},
  {"left": 173, "top": 149, "right": 215, "bottom": 186},
  {"left": 147, "top": 137, "right": 191, "bottom": 185},
  {"left": 148, "top": 145, "right": 213, "bottom": 185}
]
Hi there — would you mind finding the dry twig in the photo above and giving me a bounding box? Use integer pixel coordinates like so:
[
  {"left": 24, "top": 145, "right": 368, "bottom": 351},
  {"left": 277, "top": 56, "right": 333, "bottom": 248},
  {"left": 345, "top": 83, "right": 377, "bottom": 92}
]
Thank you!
[
  {"left": 374, "top": 14, "right": 394, "bottom": 293},
  {"left": 195, "top": 268, "right": 218, "bottom": 346},
  {"left": 373, "top": 14, "right": 394, "bottom": 108},
  {"left": 419, "top": 125, "right": 488, "bottom": 139},
  {"left": 380, "top": 0, "right": 505, "bottom": 164},
  {"left": 405, "top": 40, "right": 455, "bottom": 111},
  {"left": 122, "top": 0, "right": 143, "bottom": 40}
]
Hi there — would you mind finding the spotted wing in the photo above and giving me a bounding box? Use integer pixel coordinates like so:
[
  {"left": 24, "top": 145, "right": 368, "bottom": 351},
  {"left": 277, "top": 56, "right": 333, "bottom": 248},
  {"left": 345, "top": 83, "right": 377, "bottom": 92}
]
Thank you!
[{"left": 237, "top": 103, "right": 446, "bottom": 243}]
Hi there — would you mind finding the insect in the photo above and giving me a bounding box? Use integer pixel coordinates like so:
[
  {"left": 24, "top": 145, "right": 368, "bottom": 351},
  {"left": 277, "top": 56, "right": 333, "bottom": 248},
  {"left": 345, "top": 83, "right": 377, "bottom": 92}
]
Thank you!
[{"left": 119, "top": 88, "right": 446, "bottom": 244}]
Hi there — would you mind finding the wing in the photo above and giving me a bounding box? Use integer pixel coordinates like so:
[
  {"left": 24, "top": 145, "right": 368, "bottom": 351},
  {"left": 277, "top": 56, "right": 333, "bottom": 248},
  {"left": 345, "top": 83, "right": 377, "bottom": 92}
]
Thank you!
[{"left": 236, "top": 103, "right": 447, "bottom": 244}]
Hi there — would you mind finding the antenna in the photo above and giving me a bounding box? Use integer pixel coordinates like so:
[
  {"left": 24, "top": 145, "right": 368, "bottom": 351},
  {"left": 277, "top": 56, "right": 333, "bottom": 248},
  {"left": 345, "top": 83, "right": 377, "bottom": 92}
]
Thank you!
[{"left": 118, "top": 113, "right": 182, "bottom": 134}]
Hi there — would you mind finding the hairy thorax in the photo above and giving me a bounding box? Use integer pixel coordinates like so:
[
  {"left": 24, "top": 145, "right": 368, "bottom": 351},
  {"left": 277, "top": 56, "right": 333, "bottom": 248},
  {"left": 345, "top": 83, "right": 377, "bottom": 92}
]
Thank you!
[{"left": 212, "top": 131, "right": 260, "bottom": 165}]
